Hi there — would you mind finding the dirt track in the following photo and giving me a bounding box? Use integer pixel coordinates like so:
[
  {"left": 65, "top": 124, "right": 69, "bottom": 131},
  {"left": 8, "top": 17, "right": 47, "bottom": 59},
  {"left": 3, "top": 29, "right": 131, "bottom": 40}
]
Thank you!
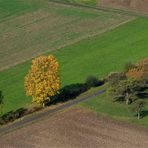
[{"left": 0, "top": 108, "right": 148, "bottom": 148}]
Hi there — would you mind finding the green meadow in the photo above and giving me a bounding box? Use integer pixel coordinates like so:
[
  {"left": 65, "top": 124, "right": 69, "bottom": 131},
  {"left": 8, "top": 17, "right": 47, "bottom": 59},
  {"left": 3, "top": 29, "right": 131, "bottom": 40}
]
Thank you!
[
  {"left": 78, "top": 85, "right": 148, "bottom": 128},
  {"left": 0, "top": 18, "right": 148, "bottom": 114},
  {"left": 0, "top": 0, "right": 41, "bottom": 20}
]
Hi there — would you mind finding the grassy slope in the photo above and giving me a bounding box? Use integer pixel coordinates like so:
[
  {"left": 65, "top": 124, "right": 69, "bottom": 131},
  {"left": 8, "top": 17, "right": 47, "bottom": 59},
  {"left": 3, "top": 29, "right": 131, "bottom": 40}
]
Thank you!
[
  {"left": 0, "top": 18, "right": 148, "bottom": 114},
  {"left": 78, "top": 85, "right": 148, "bottom": 128}
]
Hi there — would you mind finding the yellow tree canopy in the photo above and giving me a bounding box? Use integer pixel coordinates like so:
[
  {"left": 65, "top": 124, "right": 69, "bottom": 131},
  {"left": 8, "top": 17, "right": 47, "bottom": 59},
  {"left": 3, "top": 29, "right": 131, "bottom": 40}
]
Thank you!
[{"left": 25, "top": 55, "right": 60, "bottom": 105}]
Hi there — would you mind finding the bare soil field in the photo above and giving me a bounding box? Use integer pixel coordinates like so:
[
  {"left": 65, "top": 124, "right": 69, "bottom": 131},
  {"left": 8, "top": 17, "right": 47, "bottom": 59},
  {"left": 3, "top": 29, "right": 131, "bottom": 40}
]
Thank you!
[
  {"left": 0, "top": 108, "right": 148, "bottom": 148},
  {"left": 0, "top": 1, "right": 133, "bottom": 71},
  {"left": 100, "top": 0, "right": 148, "bottom": 14}
]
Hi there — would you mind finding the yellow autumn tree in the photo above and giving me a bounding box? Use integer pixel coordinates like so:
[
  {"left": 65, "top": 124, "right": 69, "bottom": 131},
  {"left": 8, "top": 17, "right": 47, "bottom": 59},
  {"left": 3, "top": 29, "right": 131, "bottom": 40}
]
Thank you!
[{"left": 25, "top": 55, "right": 60, "bottom": 106}]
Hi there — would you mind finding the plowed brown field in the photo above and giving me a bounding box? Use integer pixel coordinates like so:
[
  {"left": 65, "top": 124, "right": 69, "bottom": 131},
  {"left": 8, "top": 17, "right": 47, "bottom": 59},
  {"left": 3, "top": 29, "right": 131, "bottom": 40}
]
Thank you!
[{"left": 0, "top": 108, "right": 148, "bottom": 148}]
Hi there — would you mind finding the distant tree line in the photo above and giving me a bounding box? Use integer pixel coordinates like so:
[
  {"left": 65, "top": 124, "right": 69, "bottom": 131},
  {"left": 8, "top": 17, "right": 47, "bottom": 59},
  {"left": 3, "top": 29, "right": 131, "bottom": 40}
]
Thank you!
[{"left": 107, "top": 58, "right": 148, "bottom": 119}]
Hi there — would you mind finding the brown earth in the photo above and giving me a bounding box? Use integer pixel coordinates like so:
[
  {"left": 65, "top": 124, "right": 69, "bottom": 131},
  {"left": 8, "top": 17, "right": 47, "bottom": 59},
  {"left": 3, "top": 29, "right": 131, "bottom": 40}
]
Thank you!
[
  {"left": 100, "top": 0, "right": 148, "bottom": 14},
  {"left": 0, "top": 108, "right": 148, "bottom": 148}
]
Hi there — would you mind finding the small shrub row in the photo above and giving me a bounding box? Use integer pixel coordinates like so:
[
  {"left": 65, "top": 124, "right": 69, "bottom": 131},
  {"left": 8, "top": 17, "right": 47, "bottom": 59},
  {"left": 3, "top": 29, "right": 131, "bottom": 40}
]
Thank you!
[
  {"left": 0, "top": 108, "right": 27, "bottom": 125},
  {"left": 0, "top": 106, "right": 42, "bottom": 125}
]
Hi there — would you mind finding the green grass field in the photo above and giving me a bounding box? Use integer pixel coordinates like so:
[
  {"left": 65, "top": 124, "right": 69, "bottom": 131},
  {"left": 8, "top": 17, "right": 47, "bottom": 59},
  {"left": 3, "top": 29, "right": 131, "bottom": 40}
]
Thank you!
[
  {"left": 0, "top": 0, "right": 130, "bottom": 71},
  {"left": 78, "top": 85, "right": 148, "bottom": 128},
  {"left": 0, "top": 17, "right": 148, "bottom": 114},
  {"left": 0, "top": 0, "right": 42, "bottom": 21}
]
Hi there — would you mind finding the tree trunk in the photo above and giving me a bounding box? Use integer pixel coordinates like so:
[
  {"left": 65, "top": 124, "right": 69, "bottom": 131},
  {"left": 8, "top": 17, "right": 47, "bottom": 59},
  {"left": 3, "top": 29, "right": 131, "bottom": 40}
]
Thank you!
[
  {"left": 42, "top": 102, "right": 45, "bottom": 108},
  {"left": 138, "top": 111, "right": 140, "bottom": 120},
  {"left": 126, "top": 98, "right": 129, "bottom": 105},
  {"left": 126, "top": 92, "right": 130, "bottom": 105}
]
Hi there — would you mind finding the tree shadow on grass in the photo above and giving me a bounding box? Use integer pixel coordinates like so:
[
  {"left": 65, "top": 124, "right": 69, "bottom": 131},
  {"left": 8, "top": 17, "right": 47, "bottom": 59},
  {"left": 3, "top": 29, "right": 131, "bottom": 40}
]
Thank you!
[
  {"left": 47, "top": 78, "right": 104, "bottom": 106},
  {"left": 49, "top": 83, "right": 88, "bottom": 106}
]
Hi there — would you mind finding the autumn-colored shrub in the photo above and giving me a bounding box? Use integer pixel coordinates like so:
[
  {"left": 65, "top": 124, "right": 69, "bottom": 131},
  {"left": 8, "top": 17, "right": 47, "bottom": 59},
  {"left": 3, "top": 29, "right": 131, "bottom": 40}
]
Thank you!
[
  {"left": 127, "top": 58, "right": 148, "bottom": 80},
  {"left": 124, "top": 62, "right": 136, "bottom": 72},
  {"left": 25, "top": 55, "right": 60, "bottom": 106}
]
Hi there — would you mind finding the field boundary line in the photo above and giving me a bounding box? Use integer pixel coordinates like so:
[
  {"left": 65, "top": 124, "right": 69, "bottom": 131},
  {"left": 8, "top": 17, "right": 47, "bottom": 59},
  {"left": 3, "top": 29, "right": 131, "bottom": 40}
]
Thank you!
[
  {"left": 49, "top": 0, "right": 148, "bottom": 18},
  {"left": 0, "top": 89, "right": 105, "bottom": 136}
]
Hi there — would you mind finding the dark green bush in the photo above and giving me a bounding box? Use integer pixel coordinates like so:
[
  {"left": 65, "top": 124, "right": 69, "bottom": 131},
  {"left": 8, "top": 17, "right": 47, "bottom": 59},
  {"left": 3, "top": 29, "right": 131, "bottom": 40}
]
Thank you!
[
  {"left": 85, "top": 75, "right": 103, "bottom": 89},
  {"left": 0, "top": 108, "right": 27, "bottom": 125}
]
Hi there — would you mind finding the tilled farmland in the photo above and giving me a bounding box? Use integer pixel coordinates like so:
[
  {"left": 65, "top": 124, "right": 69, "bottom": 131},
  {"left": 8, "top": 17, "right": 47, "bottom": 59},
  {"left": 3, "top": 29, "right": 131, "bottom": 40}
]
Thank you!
[{"left": 0, "top": 108, "right": 147, "bottom": 148}]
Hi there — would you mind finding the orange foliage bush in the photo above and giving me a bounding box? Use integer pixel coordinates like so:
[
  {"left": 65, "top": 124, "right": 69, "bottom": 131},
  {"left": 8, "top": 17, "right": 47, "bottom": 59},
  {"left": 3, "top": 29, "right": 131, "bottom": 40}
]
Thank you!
[
  {"left": 25, "top": 55, "right": 60, "bottom": 105},
  {"left": 127, "top": 58, "right": 148, "bottom": 80}
]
